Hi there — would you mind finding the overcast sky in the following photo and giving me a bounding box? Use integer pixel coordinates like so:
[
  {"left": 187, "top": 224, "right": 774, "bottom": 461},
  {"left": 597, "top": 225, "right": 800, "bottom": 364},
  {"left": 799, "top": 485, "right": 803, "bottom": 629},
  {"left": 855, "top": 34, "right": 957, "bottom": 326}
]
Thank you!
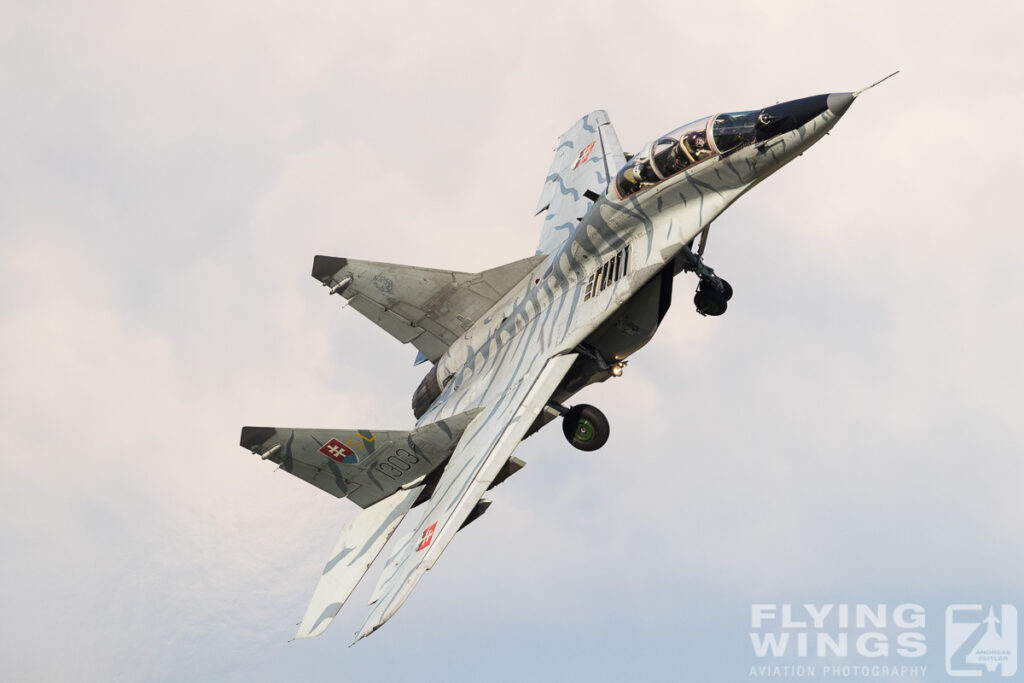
[{"left": 2, "top": 1, "right": 1023, "bottom": 681}]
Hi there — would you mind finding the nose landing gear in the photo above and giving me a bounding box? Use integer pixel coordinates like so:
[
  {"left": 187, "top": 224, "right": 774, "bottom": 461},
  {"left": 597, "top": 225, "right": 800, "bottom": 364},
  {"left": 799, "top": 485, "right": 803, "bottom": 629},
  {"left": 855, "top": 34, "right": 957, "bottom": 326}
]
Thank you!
[
  {"left": 675, "top": 226, "right": 734, "bottom": 317},
  {"left": 694, "top": 276, "right": 732, "bottom": 317},
  {"left": 549, "top": 401, "right": 610, "bottom": 451}
]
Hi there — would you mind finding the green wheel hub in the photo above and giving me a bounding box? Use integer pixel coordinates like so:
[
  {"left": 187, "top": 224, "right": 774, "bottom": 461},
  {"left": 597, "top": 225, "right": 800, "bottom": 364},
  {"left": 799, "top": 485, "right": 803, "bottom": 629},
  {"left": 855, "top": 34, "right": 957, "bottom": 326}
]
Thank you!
[
  {"left": 575, "top": 419, "right": 596, "bottom": 442},
  {"left": 562, "top": 404, "right": 609, "bottom": 451}
]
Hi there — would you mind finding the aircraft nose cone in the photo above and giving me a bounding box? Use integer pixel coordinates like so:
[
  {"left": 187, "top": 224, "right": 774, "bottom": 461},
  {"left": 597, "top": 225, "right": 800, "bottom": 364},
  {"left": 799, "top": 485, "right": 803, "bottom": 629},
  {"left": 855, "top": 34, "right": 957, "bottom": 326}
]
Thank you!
[
  {"left": 755, "top": 94, "right": 830, "bottom": 140},
  {"left": 827, "top": 92, "right": 855, "bottom": 117}
]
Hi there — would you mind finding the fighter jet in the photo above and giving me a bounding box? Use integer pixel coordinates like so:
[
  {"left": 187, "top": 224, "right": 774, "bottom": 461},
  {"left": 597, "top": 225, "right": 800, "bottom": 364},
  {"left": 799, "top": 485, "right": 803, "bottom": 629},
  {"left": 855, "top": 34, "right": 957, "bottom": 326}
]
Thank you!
[{"left": 241, "top": 78, "right": 889, "bottom": 642}]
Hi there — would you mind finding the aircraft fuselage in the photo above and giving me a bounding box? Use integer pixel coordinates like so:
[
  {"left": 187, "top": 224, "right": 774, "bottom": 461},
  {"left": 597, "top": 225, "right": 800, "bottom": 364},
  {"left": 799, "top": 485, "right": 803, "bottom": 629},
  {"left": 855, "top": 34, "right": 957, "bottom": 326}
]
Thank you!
[{"left": 422, "top": 95, "right": 850, "bottom": 428}]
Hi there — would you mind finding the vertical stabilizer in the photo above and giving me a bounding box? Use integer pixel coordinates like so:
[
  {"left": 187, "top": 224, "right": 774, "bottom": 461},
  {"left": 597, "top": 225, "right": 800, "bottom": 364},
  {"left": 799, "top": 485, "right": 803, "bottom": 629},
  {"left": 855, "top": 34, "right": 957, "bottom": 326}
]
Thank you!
[
  {"left": 294, "top": 485, "right": 422, "bottom": 639},
  {"left": 534, "top": 110, "right": 627, "bottom": 254}
]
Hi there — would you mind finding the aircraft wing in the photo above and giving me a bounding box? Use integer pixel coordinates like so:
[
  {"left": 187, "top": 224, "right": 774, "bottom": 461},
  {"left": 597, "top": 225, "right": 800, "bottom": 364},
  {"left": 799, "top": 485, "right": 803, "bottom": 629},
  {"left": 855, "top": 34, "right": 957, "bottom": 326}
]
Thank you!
[
  {"left": 354, "top": 351, "right": 580, "bottom": 642},
  {"left": 534, "top": 110, "right": 628, "bottom": 255},
  {"left": 311, "top": 255, "right": 546, "bottom": 363},
  {"left": 239, "top": 409, "right": 480, "bottom": 508}
]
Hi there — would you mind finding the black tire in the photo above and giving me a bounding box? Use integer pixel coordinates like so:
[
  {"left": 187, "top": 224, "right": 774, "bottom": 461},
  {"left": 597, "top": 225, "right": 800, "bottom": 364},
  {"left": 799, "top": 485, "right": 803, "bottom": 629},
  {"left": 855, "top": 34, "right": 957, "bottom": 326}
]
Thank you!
[
  {"left": 562, "top": 404, "right": 610, "bottom": 451},
  {"left": 694, "top": 288, "right": 728, "bottom": 316},
  {"left": 718, "top": 278, "right": 733, "bottom": 301},
  {"left": 698, "top": 277, "right": 732, "bottom": 301}
]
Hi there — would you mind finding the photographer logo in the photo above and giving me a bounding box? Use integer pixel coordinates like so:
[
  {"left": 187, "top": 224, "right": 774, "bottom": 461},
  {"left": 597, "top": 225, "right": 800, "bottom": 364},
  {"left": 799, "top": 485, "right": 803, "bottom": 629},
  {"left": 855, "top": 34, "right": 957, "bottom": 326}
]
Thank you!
[{"left": 946, "top": 605, "right": 1017, "bottom": 677}]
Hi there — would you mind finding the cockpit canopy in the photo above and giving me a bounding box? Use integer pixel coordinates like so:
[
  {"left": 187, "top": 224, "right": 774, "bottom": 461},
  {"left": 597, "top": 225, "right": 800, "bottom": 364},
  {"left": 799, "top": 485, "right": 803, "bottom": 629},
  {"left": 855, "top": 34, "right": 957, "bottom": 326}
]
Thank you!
[{"left": 614, "top": 110, "right": 759, "bottom": 199}]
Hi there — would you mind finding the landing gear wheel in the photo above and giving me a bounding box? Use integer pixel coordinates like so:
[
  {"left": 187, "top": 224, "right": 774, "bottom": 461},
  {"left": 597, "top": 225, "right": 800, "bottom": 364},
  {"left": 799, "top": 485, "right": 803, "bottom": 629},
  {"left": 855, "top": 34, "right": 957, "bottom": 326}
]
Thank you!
[
  {"left": 718, "top": 278, "right": 733, "bottom": 301},
  {"left": 562, "top": 404, "right": 610, "bottom": 451},
  {"left": 694, "top": 280, "right": 728, "bottom": 316}
]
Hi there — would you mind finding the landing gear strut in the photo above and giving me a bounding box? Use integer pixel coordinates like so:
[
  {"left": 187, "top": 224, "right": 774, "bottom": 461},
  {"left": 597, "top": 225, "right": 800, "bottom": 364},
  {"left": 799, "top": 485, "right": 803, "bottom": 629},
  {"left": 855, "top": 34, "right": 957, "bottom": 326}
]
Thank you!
[{"left": 561, "top": 404, "right": 610, "bottom": 451}]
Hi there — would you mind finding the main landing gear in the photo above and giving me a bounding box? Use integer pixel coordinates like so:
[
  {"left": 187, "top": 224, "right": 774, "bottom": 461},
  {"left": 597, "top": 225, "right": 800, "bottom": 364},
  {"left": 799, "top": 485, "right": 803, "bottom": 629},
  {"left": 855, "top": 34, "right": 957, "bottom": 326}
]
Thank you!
[
  {"left": 548, "top": 401, "right": 610, "bottom": 451},
  {"left": 562, "top": 404, "right": 610, "bottom": 451}
]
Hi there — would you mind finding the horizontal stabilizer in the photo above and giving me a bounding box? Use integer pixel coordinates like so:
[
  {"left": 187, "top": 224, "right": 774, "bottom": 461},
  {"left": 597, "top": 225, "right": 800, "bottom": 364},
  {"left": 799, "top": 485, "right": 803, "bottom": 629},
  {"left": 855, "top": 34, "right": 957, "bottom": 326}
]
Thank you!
[
  {"left": 240, "top": 408, "right": 482, "bottom": 509},
  {"left": 295, "top": 485, "right": 422, "bottom": 639},
  {"left": 311, "top": 254, "right": 547, "bottom": 362}
]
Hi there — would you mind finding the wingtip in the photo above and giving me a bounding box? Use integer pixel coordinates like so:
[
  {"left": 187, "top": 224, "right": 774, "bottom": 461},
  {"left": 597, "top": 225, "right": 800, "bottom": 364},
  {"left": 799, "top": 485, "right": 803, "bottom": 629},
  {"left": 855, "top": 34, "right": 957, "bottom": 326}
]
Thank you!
[
  {"left": 311, "top": 255, "right": 348, "bottom": 283},
  {"left": 240, "top": 426, "right": 276, "bottom": 450}
]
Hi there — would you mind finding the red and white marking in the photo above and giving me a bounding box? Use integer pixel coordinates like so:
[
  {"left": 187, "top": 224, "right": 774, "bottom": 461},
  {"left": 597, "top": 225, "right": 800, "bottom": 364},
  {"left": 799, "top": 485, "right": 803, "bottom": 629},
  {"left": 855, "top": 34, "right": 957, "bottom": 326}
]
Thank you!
[
  {"left": 319, "top": 438, "right": 355, "bottom": 462},
  {"left": 571, "top": 141, "right": 596, "bottom": 170},
  {"left": 417, "top": 522, "right": 438, "bottom": 552}
]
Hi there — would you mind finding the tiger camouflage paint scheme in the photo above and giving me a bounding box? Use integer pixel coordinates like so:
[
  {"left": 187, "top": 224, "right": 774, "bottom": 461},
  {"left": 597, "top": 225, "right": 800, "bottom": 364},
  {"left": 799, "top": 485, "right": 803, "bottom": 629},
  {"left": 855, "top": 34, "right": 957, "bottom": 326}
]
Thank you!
[{"left": 240, "top": 84, "right": 874, "bottom": 641}]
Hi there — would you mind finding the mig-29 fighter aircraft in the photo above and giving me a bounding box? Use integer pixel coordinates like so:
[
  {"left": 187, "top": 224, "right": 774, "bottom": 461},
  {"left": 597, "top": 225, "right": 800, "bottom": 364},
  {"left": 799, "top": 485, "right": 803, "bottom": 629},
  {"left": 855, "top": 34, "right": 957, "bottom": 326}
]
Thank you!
[{"left": 241, "top": 78, "right": 890, "bottom": 642}]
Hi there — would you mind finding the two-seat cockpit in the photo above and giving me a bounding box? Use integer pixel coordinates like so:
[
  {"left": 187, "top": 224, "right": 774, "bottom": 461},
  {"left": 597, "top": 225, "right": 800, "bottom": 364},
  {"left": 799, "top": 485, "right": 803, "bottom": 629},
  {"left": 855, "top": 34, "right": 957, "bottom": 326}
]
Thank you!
[{"left": 614, "top": 110, "right": 760, "bottom": 199}]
